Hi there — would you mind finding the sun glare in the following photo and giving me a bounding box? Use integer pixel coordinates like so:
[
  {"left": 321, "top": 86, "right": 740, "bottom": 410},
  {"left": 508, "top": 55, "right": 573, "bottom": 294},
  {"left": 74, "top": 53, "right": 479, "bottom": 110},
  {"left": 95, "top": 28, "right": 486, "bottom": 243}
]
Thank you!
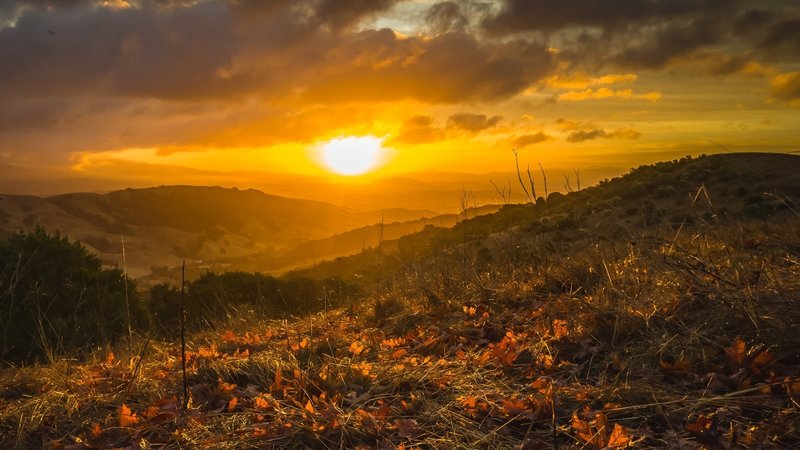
[{"left": 320, "top": 136, "right": 384, "bottom": 176}]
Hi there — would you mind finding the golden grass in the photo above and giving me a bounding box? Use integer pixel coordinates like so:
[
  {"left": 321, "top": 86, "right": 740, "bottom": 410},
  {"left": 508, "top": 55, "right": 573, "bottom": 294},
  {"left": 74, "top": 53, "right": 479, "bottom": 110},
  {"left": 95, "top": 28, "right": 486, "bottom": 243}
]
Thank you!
[{"left": 2, "top": 216, "right": 800, "bottom": 449}]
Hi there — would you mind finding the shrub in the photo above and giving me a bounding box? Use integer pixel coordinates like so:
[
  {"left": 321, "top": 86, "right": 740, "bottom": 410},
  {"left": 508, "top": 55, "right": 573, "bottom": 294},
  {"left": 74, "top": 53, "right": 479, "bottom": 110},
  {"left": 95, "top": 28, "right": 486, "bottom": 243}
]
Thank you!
[{"left": 0, "top": 228, "right": 141, "bottom": 363}]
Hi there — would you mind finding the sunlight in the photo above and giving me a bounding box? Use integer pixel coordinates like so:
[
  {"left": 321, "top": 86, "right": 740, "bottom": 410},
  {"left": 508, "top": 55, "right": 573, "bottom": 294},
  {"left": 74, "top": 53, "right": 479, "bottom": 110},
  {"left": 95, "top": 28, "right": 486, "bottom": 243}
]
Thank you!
[{"left": 319, "top": 136, "right": 385, "bottom": 176}]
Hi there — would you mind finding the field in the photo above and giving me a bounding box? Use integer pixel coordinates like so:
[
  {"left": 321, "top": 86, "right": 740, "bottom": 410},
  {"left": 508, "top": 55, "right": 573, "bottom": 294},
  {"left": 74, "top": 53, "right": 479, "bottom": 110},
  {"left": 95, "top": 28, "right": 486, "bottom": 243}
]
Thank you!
[{"left": 2, "top": 154, "right": 800, "bottom": 449}]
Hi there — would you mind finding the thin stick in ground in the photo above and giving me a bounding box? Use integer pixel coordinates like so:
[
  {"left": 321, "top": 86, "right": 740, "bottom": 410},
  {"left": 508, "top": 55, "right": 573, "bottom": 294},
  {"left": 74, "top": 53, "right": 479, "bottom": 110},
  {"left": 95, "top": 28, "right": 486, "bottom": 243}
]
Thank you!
[{"left": 180, "top": 260, "right": 189, "bottom": 411}]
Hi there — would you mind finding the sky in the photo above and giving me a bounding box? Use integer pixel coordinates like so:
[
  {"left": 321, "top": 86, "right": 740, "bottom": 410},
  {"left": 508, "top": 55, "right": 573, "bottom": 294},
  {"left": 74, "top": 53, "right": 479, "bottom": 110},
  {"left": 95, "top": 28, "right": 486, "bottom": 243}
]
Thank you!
[{"left": 0, "top": 0, "right": 799, "bottom": 198}]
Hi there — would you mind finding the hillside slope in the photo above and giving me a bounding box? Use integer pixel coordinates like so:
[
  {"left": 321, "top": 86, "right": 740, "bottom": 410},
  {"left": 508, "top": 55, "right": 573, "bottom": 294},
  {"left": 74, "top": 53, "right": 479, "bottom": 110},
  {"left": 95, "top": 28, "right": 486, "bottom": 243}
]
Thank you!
[
  {"left": 0, "top": 186, "right": 437, "bottom": 278},
  {"left": 290, "top": 153, "right": 800, "bottom": 281}
]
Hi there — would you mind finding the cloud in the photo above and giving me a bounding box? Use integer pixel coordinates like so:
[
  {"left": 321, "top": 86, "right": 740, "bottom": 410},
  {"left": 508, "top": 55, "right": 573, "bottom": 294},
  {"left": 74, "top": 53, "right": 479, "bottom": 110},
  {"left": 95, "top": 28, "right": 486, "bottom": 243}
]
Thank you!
[
  {"left": 558, "top": 88, "right": 661, "bottom": 102},
  {"left": 0, "top": 5, "right": 557, "bottom": 105},
  {"left": 610, "top": 18, "right": 724, "bottom": 69},
  {"left": 313, "top": 0, "right": 407, "bottom": 30},
  {"left": 771, "top": 71, "right": 800, "bottom": 102},
  {"left": 512, "top": 132, "right": 551, "bottom": 148},
  {"left": 757, "top": 17, "right": 800, "bottom": 63},
  {"left": 483, "top": 0, "right": 739, "bottom": 35},
  {"left": 543, "top": 73, "right": 637, "bottom": 90},
  {"left": 566, "top": 128, "right": 641, "bottom": 143},
  {"left": 390, "top": 115, "right": 445, "bottom": 145},
  {"left": 446, "top": 113, "right": 501, "bottom": 132},
  {"left": 425, "top": 1, "right": 468, "bottom": 34},
  {"left": 300, "top": 30, "right": 557, "bottom": 103}
]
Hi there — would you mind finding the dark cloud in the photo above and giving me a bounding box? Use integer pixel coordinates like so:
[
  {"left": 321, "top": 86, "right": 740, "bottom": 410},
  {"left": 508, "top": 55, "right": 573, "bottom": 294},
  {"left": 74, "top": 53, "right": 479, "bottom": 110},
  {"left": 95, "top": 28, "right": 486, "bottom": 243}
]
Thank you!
[
  {"left": 315, "top": 0, "right": 404, "bottom": 29},
  {"left": 483, "top": 0, "right": 738, "bottom": 35},
  {"left": 567, "top": 129, "right": 605, "bottom": 143},
  {"left": 228, "top": 0, "right": 406, "bottom": 30},
  {"left": 301, "top": 31, "right": 556, "bottom": 103},
  {"left": 0, "top": 2, "right": 259, "bottom": 100},
  {"left": 611, "top": 18, "right": 723, "bottom": 69},
  {"left": 481, "top": 0, "right": 800, "bottom": 74},
  {"left": 390, "top": 115, "right": 445, "bottom": 145},
  {"left": 566, "top": 128, "right": 641, "bottom": 143},
  {"left": 0, "top": 4, "right": 556, "bottom": 104},
  {"left": 426, "top": 1, "right": 468, "bottom": 33},
  {"left": 446, "top": 113, "right": 501, "bottom": 132},
  {"left": 512, "top": 132, "right": 551, "bottom": 148}
]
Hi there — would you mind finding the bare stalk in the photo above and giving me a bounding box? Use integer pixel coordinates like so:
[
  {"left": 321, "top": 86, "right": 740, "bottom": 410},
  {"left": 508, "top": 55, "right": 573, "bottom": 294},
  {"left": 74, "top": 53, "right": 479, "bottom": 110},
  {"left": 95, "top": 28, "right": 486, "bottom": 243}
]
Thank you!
[
  {"left": 512, "top": 149, "right": 533, "bottom": 203},
  {"left": 526, "top": 164, "right": 537, "bottom": 201},
  {"left": 180, "top": 260, "right": 189, "bottom": 411},
  {"left": 538, "top": 162, "right": 549, "bottom": 202},
  {"left": 121, "top": 236, "right": 132, "bottom": 351}
]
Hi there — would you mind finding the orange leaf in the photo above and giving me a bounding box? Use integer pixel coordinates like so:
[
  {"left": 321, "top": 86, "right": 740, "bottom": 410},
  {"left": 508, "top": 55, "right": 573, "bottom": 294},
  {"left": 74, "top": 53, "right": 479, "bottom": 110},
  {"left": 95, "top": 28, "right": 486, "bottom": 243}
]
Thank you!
[
  {"left": 118, "top": 404, "right": 140, "bottom": 427},
  {"left": 144, "top": 405, "right": 160, "bottom": 420},
  {"left": 659, "top": 357, "right": 691, "bottom": 372},
  {"left": 686, "top": 415, "right": 714, "bottom": 434},
  {"left": 227, "top": 397, "right": 239, "bottom": 412},
  {"left": 571, "top": 413, "right": 594, "bottom": 444},
  {"left": 349, "top": 340, "right": 366, "bottom": 356},
  {"left": 606, "top": 423, "right": 632, "bottom": 448},
  {"left": 90, "top": 422, "right": 102, "bottom": 438},
  {"left": 305, "top": 400, "right": 315, "bottom": 414},
  {"left": 373, "top": 402, "right": 391, "bottom": 421},
  {"left": 104, "top": 351, "right": 115, "bottom": 366},
  {"left": 255, "top": 396, "right": 270, "bottom": 410},
  {"left": 750, "top": 348, "right": 776, "bottom": 376},
  {"left": 595, "top": 413, "right": 609, "bottom": 447},
  {"left": 501, "top": 397, "right": 531, "bottom": 416},
  {"left": 391, "top": 349, "right": 408, "bottom": 359},
  {"left": 460, "top": 396, "right": 477, "bottom": 409},
  {"left": 725, "top": 338, "right": 747, "bottom": 367},
  {"left": 222, "top": 330, "right": 237, "bottom": 342},
  {"left": 552, "top": 319, "right": 569, "bottom": 339}
]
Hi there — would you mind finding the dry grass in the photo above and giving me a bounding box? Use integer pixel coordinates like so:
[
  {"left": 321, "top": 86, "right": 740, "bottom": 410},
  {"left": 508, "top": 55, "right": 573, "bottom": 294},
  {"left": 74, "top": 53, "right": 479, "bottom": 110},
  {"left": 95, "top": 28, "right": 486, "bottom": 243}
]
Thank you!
[{"left": 2, "top": 214, "right": 800, "bottom": 449}]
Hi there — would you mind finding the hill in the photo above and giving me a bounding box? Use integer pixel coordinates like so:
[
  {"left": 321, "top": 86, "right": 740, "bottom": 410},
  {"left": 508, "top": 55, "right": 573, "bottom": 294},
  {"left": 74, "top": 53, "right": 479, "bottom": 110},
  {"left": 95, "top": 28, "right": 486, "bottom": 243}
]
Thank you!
[
  {"left": 0, "top": 186, "right": 438, "bottom": 278},
  {"left": 213, "top": 204, "right": 501, "bottom": 275},
  {"left": 289, "top": 153, "right": 800, "bottom": 281},
  {"left": 1, "top": 153, "right": 800, "bottom": 448}
]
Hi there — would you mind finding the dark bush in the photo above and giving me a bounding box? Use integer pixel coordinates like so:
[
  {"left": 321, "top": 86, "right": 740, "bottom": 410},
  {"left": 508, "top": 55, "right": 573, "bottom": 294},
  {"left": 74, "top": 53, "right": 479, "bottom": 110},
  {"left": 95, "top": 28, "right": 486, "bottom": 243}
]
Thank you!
[{"left": 0, "top": 228, "right": 141, "bottom": 363}]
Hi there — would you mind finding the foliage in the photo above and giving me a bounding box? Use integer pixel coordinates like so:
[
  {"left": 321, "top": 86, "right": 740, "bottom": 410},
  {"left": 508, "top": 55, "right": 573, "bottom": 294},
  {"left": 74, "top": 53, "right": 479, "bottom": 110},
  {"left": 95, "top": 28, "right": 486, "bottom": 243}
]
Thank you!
[
  {"left": 0, "top": 228, "right": 141, "bottom": 363},
  {"left": 149, "top": 272, "right": 360, "bottom": 331}
]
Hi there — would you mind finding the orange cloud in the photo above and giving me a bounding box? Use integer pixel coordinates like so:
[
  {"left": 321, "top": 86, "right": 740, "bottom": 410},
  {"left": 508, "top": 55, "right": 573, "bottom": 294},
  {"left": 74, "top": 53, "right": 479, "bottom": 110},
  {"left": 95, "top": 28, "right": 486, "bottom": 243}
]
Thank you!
[
  {"left": 771, "top": 72, "right": 800, "bottom": 106},
  {"left": 558, "top": 88, "right": 661, "bottom": 102},
  {"left": 544, "top": 73, "right": 637, "bottom": 90},
  {"left": 390, "top": 115, "right": 445, "bottom": 145},
  {"left": 512, "top": 132, "right": 552, "bottom": 148}
]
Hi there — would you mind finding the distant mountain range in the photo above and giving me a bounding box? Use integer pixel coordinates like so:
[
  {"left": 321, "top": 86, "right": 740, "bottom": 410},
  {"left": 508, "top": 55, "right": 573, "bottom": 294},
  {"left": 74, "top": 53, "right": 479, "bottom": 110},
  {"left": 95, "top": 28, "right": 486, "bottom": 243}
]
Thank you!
[{"left": 0, "top": 186, "right": 443, "bottom": 278}]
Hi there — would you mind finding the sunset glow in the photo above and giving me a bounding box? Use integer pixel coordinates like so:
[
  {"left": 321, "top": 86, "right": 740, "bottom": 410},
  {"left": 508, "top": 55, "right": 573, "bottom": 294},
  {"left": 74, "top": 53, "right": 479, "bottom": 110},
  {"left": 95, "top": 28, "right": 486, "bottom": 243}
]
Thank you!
[
  {"left": 320, "top": 136, "right": 385, "bottom": 176},
  {"left": 0, "top": 0, "right": 797, "bottom": 201}
]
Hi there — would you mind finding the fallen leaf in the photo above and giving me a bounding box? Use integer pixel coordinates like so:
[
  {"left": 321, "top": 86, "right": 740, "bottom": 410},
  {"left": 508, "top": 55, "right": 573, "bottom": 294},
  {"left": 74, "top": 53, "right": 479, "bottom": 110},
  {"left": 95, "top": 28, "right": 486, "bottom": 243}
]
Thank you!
[
  {"left": 396, "top": 418, "right": 422, "bottom": 438},
  {"left": 606, "top": 423, "right": 631, "bottom": 448},
  {"left": 90, "top": 422, "right": 102, "bottom": 438},
  {"left": 119, "top": 404, "right": 140, "bottom": 427}
]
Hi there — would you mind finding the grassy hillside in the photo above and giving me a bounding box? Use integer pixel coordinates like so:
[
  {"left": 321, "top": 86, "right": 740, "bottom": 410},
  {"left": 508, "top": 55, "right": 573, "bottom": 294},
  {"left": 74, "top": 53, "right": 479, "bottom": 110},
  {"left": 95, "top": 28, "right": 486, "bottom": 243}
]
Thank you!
[
  {"left": 216, "top": 204, "right": 501, "bottom": 275},
  {"left": 0, "top": 186, "right": 437, "bottom": 278},
  {"left": 290, "top": 153, "right": 800, "bottom": 282},
  {"left": 1, "top": 153, "right": 799, "bottom": 448}
]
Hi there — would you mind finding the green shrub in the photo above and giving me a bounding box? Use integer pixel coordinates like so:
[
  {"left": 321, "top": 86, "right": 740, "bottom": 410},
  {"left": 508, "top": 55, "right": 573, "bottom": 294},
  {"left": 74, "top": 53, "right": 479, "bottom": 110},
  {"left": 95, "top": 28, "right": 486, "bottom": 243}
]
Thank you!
[{"left": 0, "top": 228, "right": 141, "bottom": 363}]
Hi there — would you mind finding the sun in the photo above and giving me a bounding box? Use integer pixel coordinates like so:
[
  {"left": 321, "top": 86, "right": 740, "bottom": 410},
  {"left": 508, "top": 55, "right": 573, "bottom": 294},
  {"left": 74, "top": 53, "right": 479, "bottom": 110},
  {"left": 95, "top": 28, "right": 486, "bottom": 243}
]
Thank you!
[{"left": 319, "top": 136, "right": 385, "bottom": 176}]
